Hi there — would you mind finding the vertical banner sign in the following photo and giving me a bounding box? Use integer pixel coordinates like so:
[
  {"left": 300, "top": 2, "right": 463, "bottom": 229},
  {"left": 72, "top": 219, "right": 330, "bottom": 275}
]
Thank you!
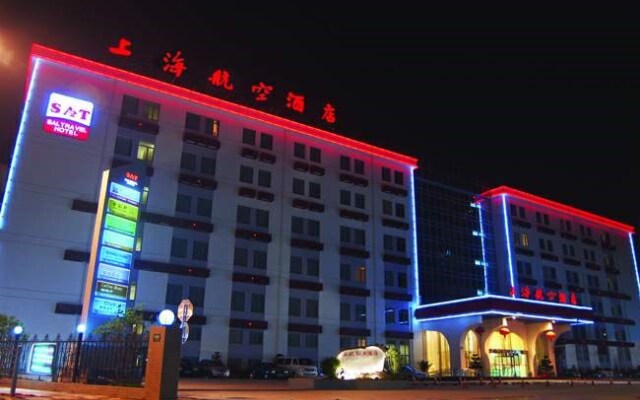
[{"left": 81, "top": 163, "right": 148, "bottom": 332}]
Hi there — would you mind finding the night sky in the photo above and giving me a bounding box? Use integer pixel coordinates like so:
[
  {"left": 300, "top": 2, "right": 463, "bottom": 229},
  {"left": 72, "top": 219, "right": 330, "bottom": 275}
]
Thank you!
[{"left": 0, "top": 1, "right": 638, "bottom": 228}]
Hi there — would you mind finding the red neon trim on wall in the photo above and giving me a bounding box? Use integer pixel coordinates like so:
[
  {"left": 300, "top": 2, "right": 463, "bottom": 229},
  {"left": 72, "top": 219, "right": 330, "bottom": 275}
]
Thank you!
[
  {"left": 29, "top": 44, "right": 418, "bottom": 167},
  {"left": 482, "top": 186, "right": 634, "bottom": 233}
]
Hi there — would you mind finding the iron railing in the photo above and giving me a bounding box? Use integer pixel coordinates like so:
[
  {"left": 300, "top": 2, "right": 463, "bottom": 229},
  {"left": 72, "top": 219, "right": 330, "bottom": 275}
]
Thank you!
[{"left": 0, "top": 336, "right": 148, "bottom": 386}]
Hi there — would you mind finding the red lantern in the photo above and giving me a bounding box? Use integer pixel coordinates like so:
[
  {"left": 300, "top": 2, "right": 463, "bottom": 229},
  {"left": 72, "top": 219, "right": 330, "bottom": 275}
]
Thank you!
[
  {"left": 475, "top": 326, "right": 485, "bottom": 335},
  {"left": 498, "top": 326, "right": 510, "bottom": 337},
  {"left": 545, "top": 330, "right": 556, "bottom": 341}
]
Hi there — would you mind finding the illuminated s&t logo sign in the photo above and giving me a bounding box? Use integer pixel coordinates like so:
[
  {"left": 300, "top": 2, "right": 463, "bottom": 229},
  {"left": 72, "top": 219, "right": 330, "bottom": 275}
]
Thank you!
[{"left": 43, "top": 92, "right": 94, "bottom": 141}]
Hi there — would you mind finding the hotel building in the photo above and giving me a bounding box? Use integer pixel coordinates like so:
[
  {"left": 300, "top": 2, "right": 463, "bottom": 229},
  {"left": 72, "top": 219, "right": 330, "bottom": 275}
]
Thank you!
[
  {"left": 0, "top": 44, "right": 419, "bottom": 371},
  {"left": 413, "top": 182, "right": 639, "bottom": 377}
]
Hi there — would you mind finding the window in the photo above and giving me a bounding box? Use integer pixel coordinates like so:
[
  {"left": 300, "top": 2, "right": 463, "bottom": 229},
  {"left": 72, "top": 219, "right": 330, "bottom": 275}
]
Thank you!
[
  {"left": 175, "top": 194, "right": 191, "bottom": 213},
  {"left": 395, "top": 203, "right": 405, "bottom": 218},
  {"left": 288, "top": 333, "right": 301, "bottom": 348},
  {"left": 192, "top": 241, "right": 208, "bottom": 261},
  {"left": 515, "top": 233, "right": 529, "bottom": 247},
  {"left": 141, "top": 187, "right": 149, "bottom": 205},
  {"left": 294, "top": 142, "right": 305, "bottom": 158},
  {"left": 237, "top": 206, "right": 251, "bottom": 225},
  {"left": 256, "top": 209, "right": 269, "bottom": 228},
  {"left": 242, "top": 128, "right": 256, "bottom": 145},
  {"left": 340, "top": 156, "right": 350, "bottom": 171},
  {"left": 260, "top": 133, "right": 273, "bottom": 150},
  {"left": 399, "top": 309, "right": 409, "bottom": 324},
  {"left": 383, "top": 234, "right": 405, "bottom": 253},
  {"left": 309, "top": 182, "right": 321, "bottom": 199},
  {"left": 305, "top": 334, "right": 318, "bottom": 348},
  {"left": 306, "top": 299, "right": 319, "bottom": 318},
  {"left": 189, "top": 286, "right": 205, "bottom": 307},
  {"left": 249, "top": 331, "right": 263, "bottom": 345},
  {"left": 307, "top": 258, "right": 319, "bottom": 276},
  {"left": 257, "top": 170, "right": 271, "bottom": 187},
  {"left": 121, "top": 95, "right": 160, "bottom": 121},
  {"left": 355, "top": 266, "right": 366, "bottom": 283},
  {"left": 185, "top": 112, "right": 200, "bottom": 131},
  {"left": 231, "top": 291, "right": 245, "bottom": 311},
  {"left": 382, "top": 200, "right": 392, "bottom": 215},
  {"left": 180, "top": 152, "right": 196, "bottom": 171},
  {"left": 196, "top": 198, "right": 212, "bottom": 217},
  {"left": 251, "top": 293, "right": 265, "bottom": 313},
  {"left": 385, "top": 308, "right": 395, "bottom": 324},
  {"left": 239, "top": 165, "right": 253, "bottom": 184},
  {"left": 587, "top": 275, "right": 599, "bottom": 288},
  {"left": 382, "top": 167, "right": 391, "bottom": 182},
  {"left": 201, "top": 156, "right": 216, "bottom": 175},
  {"left": 165, "top": 284, "right": 182, "bottom": 305},
  {"left": 293, "top": 178, "right": 305, "bottom": 195},
  {"left": 289, "top": 297, "right": 301, "bottom": 316},
  {"left": 543, "top": 266, "right": 557, "bottom": 281},
  {"left": 114, "top": 136, "right": 132, "bottom": 156},
  {"left": 392, "top": 171, "right": 403, "bottom": 185},
  {"left": 234, "top": 247, "right": 248, "bottom": 267},
  {"left": 354, "top": 159, "right": 364, "bottom": 175},
  {"left": 341, "top": 226, "right": 366, "bottom": 246},
  {"left": 341, "top": 264, "right": 351, "bottom": 281},
  {"left": 171, "top": 237, "right": 187, "bottom": 258},
  {"left": 384, "top": 270, "right": 394, "bottom": 286},
  {"left": 340, "top": 303, "right": 350, "bottom": 321},
  {"left": 229, "top": 329, "right": 243, "bottom": 344},
  {"left": 517, "top": 261, "right": 532, "bottom": 276},
  {"left": 340, "top": 190, "right": 351, "bottom": 206},
  {"left": 354, "top": 193, "right": 365, "bottom": 209},
  {"left": 309, "top": 147, "right": 321, "bottom": 163},
  {"left": 397, "top": 272, "right": 407, "bottom": 288},
  {"left": 136, "top": 141, "right": 155, "bottom": 162},
  {"left": 121, "top": 95, "right": 139, "bottom": 115},
  {"left": 290, "top": 256, "right": 303, "bottom": 274},
  {"left": 355, "top": 304, "right": 366, "bottom": 322},
  {"left": 253, "top": 250, "right": 267, "bottom": 269},
  {"left": 291, "top": 216, "right": 319, "bottom": 237},
  {"left": 566, "top": 270, "right": 579, "bottom": 285}
]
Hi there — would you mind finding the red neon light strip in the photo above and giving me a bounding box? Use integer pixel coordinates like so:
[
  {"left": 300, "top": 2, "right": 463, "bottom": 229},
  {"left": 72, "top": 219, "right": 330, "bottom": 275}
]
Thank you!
[
  {"left": 30, "top": 44, "right": 418, "bottom": 167},
  {"left": 482, "top": 186, "right": 634, "bottom": 233}
]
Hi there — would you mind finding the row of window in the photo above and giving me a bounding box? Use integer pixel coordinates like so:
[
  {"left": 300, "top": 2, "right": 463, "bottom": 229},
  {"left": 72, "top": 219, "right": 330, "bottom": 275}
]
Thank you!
[
  {"left": 510, "top": 204, "right": 610, "bottom": 240},
  {"left": 517, "top": 260, "right": 619, "bottom": 291},
  {"left": 515, "top": 232, "right": 604, "bottom": 261}
]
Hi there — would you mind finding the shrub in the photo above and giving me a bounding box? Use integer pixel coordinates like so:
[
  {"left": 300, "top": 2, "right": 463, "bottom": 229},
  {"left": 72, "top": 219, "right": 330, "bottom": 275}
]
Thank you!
[{"left": 320, "top": 357, "right": 341, "bottom": 379}]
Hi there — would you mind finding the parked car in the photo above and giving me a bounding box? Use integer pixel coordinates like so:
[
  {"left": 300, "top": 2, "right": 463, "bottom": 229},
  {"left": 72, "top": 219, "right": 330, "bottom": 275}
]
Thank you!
[
  {"left": 249, "top": 362, "right": 292, "bottom": 380},
  {"left": 198, "top": 359, "right": 230, "bottom": 378},
  {"left": 398, "top": 365, "right": 428, "bottom": 381},
  {"left": 179, "top": 358, "right": 198, "bottom": 377},
  {"left": 274, "top": 356, "right": 319, "bottom": 377}
]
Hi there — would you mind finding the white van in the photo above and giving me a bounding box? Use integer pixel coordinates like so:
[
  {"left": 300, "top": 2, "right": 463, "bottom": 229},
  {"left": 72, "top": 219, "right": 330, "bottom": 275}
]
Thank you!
[{"left": 274, "top": 356, "right": 318, "bottom": 377}]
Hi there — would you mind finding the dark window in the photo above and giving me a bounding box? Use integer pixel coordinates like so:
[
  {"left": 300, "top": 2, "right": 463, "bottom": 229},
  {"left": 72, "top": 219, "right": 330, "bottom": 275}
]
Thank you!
[
  {"left": 309, "top": 147, "right": 321, "bottom": 163},
  {"left": 256, "top": 209, "right": 269, "bottom": 228},
  {"left": 340, "top": 190, "right": 351, "bottom": 206},
  {"left": 192, "top": 241, "right": 209, "bottom": 261},
  {"left": 175, "top": 194, "right": 191, "bottom": 213},
  {"left": 242, "top": 128, "right": 256, "bottom": 145},
  {"left": 309, "top": 182, "right": 321, "bottom": 199},
  {"left": 114, "top": 136, "right": 133, "bottom": 156},
  {"left": 294, "top": 142, "right": 305, "bottom": 158},
  {"left": 180, "top": 152, "right": 196, "bottom": 171},
  {"left": 231, "top": 291, "right": 245, "bottom": 311},
  {"left": 253, "top": 250, "right": 267, "bottom": 269},
  {"left": 293, "top": 178, "right": 305, "bottom": 195},
  {"left": 340, "top": 155, "right": 350, "bottom": 171},
  {"left": 234, "top": 247, "right": 248, "bottom": 267},
  {"left": 258, "top": 170, "right": 271, "bottom": 188},
  {"left": 171, "top": 237, "right": 188, "bottom": 258},
  {"left": 251, "top": 293, "right": 265, "bottom": 313},
  {"left": 395, "top": 203, "right": 405, "bottom": 218},
  {"left": 260, "top": 133, "right": 273, "bottom": 150},
  {"left": 393, "top": 171, "right": 404, "bottom": 185},
  {"left": 290, "top": 256, "right": 303, "bottom": 274},
  {"left": 354, "top": 193, "right": 365, "bottom": 209},
  {"left": 341, "top": 263, "right": 351, "bottom": 281},
  {"left": 382, "top": 200, "right": 392, "bottom": 215},
  {"left": 196, "top": 198, "right": 212, "bottom": 217},
  {"left": 189, "top": 286, "right": 205, "bottom": 307},
  {"left": 239, "top": 165, "right": 253, "bottom": 184},
  {"left": 200, "top": 157, "right": 216, "bottom": 175},
  {"left": 289, "top": 297, "right": 301, "bottom": 316},
  {"left": 237, "top": 205, "right": 251, "bottom": 224},
  {"left": 382, "top": 167, "right": 391, "bottom": 182},
  {"left": 121, "top": 95, "right": 139, "bottom": 115},
  {"left": 165, "top": 284, "right": 183, "bottom": 305},
  {"left": 185, "top": 112, "right": 200, "bottom": 131},
  {"left": 354, "top": 159, "right": 364, "bottom": 175}
]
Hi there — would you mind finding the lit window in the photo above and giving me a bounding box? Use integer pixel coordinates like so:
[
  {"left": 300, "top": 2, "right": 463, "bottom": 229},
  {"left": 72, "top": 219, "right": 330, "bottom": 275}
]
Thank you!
[
  {"left": 141, "top": 187, "right": 149, "bottom": 205},
  {"left": 355, "top": 266, "right": 366, "bottom": 283},
  {"left": 357, "top": 337, "right": 367, "bottom": 347},
  {"left": 143, "top": 102, "right": 160, "bottom": 121},
  {"left": 137, "top": 141, "right": 155, "bottom": 162}
]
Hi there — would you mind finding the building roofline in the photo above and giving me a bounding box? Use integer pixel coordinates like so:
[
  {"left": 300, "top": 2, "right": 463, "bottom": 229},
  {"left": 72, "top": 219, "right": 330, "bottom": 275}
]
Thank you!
[
  {"left": 481, "top": 185, "right": 634, "bottom": 233},
  {"left": 29, "top": 43, "right": 418, "bottom": 167}
]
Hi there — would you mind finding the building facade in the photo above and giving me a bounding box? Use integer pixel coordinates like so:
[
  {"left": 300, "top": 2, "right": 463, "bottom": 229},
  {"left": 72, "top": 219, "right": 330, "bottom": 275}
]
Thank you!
[
  {"left": 0, "top": 44, "right": 419, "bottom": 371},
  {"left": 412, "top": 183, "right": 639, "bottom": 378}
]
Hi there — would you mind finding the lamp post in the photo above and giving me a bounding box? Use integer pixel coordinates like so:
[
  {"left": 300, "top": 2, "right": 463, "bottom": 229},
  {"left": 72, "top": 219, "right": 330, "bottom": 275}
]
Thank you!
[
  {"left": 10, "top": 325, "right": 23, "bottom": 397},
  {"left": 72, "top": 323, "right": 86, "bottom": 383}
]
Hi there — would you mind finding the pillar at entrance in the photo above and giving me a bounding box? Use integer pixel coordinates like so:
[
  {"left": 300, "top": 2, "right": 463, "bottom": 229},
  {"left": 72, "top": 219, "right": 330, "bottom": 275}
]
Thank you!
[{"left": 145, "top": 326, "right": 181, "bottom": 400}]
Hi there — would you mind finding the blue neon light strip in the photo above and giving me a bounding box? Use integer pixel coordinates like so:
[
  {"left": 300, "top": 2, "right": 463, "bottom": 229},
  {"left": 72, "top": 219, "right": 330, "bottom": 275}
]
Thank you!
[
  {"left": 414, "top": 294, "right": 592, "bottom": 311},
  {"left": 629, "top": 233, "right": 640, "bottom": 302},
  {"left": 409, "top": 168, "right": 421, "bottom": 307},
  {"left": 501, "top": 194, "right": 516, "bottom": 294},
  {"left": 478, "top": 202, "right": 489, "bottom": 294},
  {"left": 415, "top": 309, "right": 594, "bottom": 324},
  {"left": 0, "top": 59, "right": 42, "bottom": 230}
]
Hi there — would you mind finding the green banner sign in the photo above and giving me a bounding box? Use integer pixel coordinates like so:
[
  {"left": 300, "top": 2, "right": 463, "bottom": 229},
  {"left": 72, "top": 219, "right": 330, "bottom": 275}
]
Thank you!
[
  {"left": 107, "top": 198, "right": 139, "bottom": 221},
  {"left": 105, "top": 213, "right": 137, "bottom": 236}
]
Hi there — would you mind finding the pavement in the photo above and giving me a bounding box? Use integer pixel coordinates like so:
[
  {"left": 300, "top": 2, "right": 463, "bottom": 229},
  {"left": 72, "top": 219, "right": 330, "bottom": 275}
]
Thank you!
[{"left": 2, "top": 379, "right": 640, "bottom": 400}]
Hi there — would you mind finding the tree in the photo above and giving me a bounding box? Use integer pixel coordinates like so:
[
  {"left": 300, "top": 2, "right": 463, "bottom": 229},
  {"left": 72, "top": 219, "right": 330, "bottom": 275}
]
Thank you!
[
  {"left": 418, "top": 360, "right": 431, "bottom": 373},
  {"left": 537, "top": 355, "right": 555, "bottom": 377},
  {"left": 385, "top": 345, "right": 400, "bottom": 374},
  {"left": 0, "top": 314, "right": 24, "bottom": 340},
  {"left": 468, "top": 353, "right": 483, "bottom": 377},
  {"left": 320, "top": 357, "right": 341, "bottom": 379},
  {"left": 93, "top": 308, "right": 146, "bottom": 339}
]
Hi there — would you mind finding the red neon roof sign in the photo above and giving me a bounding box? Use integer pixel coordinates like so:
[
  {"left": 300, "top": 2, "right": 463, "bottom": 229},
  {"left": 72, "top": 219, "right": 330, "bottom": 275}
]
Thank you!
[
  {"left": 29, "top": 44, "right": 418, "bottom": 167},
  {"left": 482, "top": 185, "right": 634, "bottom": 233}
]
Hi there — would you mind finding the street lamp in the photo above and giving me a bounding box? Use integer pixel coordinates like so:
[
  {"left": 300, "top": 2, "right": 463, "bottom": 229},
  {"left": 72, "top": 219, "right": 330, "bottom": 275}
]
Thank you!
[
  {"left": 10, "top": 325, "right": 23, "bottom": 397},
  {"left": 158, "top": 309, "right": 175, "bottom": 326}
]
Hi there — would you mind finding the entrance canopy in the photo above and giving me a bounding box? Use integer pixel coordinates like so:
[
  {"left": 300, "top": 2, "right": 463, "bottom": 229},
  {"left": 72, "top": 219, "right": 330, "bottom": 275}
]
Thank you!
[{"left": 414, "top": 295, "right": 593, "bottom": 324}]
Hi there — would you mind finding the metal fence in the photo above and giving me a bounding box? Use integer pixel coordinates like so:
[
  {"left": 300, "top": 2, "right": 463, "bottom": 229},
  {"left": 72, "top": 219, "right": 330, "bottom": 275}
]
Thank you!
[{"left": 0, "top": 336, "right": 148, "bottom": 386}]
